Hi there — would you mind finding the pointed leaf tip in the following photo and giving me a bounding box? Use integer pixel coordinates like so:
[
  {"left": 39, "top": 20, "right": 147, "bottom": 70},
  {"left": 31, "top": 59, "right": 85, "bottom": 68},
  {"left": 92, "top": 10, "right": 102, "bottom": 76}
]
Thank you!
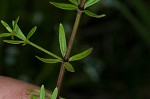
[
  {"left": 59, "top": 23, "right": 67, "bottom": 57},
  {"left": 9, "top": 17, "right": 26, "bottom": 40},
  {"left": 69, "top": 0, "right": 78, "bottom": 6},
  {"left": 69, "top": 47, "right": 93, "bottom": 61},
  {"left": 64, "top": 62, "right": 75, "bottom": 72},
  {"left": 1, "top": 20, "right": 12, "bottom": 32},
  {"left": 84, "top": 0, "right": 100, "bottom": 8},
  {"left": 0, "top": 33, "right": 12, "bottom": 37},
  {"left": 14, "top": 17, "right": 20, "bottom": 28},
  {"left": 40, "top": 85, "right": 45, "bottom": 99},
  {"left": 3, "top": 40, "right": 24, "bottom": 44},
  {"left": 36, "top": 56, "right": 61, "bottom": 63},
  {"left": 13, "top": 24, "right": 26, "bottom": 40},
  {"left": 84, "top": 10, "right": 106, "bottom": 18},
  {"left": 27, "top": 26, "right": 37, "bottom": 40},
  {"left": 50, "top": 2, "right": 77, "bottom": 10},
  {"left": 51, "top": 87, "right": 58, "bottom": 99}
]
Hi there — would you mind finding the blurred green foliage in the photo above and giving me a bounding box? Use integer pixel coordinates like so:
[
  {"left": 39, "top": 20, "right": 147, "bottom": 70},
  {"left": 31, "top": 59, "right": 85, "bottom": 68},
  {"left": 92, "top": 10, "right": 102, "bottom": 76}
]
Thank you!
[{"left": 0, "top": 0, "right": 150, "bottom": 99}]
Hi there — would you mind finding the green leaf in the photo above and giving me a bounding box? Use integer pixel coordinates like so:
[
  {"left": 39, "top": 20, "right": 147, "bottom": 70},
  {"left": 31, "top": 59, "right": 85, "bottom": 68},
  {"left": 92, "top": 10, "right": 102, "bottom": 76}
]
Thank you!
[
  {"left": 69, "top": 47, "right": 93, "bottom": 61},
  {"left": 59, "top": 23, "right": 67, "bottom": 57},
  {"left": 83, "top": 10, "right": 106, "bottom": 18},
  {"left": 69, "top": 0, "right": 78, "bottom": 6},
  {"left": 0, "top": 33, "right": 12, "bottom": 37},
  {"left": 36, "top": 56, "right": 61, "bottom": 63},
  {"left": 12, "top": 20, "right": 15, "bottom": 28},
  {"left": 50, "top": 2, "right": 77, "bottom": 10},
  {"left": 1, "top": 20, "right": 12, "bottom": 32},
  {"left": 3, "top": 40, "right": 24, "bottom": 44},
  {"left": 11, "top": 18, "right": 26, "bottom": 40},
  {"left": 84, "top": 0, "right": 100, "bottom": 8},
  {"left": 64, "top": 62, "right": 75, "bottom": 72},
  {"left": 40, "top": 85, "right": 45, "bottom": 99},
  {"left": 27, "top": 26, "right": 37, "bottom": 40},
  {"left": 14, "top": 17, "right": 19, "bottom": 28},
  {"left": 11, "top": 21, "right": 15, "bottom": 39},
  {"left": 13, "top": 24, "right": 26, "bottom": 40},
  {"left": 28, "top": 88, "right": 51, "bottom": 98},
  {"left": 51, "top": 87, "right": 58, "bottom": 99}
]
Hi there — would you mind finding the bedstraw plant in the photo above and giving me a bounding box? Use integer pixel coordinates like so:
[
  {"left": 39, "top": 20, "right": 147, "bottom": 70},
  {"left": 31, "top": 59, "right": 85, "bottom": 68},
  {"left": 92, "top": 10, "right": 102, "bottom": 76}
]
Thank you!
[{"left": 0, "top": 0, "right": 105, "bottom": 98}]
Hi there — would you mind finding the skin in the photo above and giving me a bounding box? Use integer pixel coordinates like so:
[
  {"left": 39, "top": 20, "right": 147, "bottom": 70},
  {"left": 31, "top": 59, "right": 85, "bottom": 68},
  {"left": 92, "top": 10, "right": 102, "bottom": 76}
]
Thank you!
[{"left": 0, "top": 76, "right": 39, "bottom": 99}]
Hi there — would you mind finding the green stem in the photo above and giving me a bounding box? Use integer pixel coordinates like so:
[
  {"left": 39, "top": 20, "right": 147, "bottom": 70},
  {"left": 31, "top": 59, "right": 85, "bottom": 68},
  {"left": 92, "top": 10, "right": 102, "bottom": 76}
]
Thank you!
[
  {"left": 56, "top": 0, "right": 87, "bottom": 98},
  {"left": 27, "top": 41, "right": 61, "bottom": 60}
]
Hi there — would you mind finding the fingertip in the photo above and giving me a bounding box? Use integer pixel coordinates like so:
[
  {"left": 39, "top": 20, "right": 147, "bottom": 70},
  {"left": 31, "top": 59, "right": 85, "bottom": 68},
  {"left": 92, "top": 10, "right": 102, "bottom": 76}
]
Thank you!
[{"left": 0, "top": 76, "right": 39, "bottom": 99}]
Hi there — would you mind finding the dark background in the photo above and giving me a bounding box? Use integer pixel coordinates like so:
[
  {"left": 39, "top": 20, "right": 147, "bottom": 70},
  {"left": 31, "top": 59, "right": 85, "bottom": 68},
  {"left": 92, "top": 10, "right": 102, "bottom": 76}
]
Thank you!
[{"left": 0, "top": 0, "right": 150, "bottom": 99}]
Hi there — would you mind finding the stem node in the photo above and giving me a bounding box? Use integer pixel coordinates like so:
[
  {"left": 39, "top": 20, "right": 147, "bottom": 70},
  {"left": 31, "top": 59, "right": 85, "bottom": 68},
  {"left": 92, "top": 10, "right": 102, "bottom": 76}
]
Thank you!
[{"left": 56, "top": 0, "right": 87, "bottom": 98}]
